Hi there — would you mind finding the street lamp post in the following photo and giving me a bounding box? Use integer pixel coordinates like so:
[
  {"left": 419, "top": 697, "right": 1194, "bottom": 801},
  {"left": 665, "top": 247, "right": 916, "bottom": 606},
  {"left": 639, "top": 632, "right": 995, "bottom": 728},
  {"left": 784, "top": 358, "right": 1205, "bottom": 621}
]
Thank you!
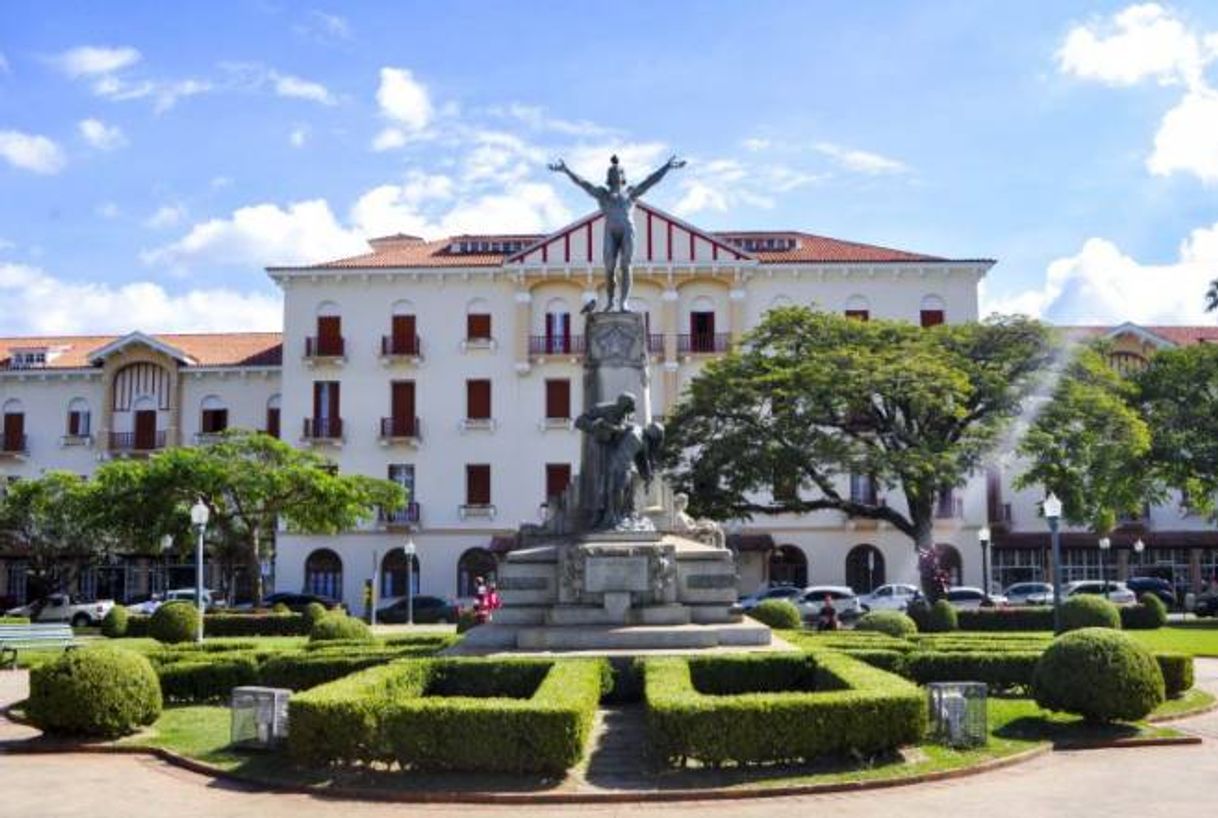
[
  {"left": 189, "top": 499, "right": 210, "bottom": 644},
  {"left": 1098, "top": 536, "right": 1112, "bottom": 599},
  {"left": 978, "top": 526, "right": 991, "bottom": 600},
  {"left": 1044, "top": 493, "right": 1063, "bottom": 634},
  {"left": 370, "top": 549, "right": 380, "bottom": 628},
  {"left": 1133, "top": 538, "right": 1145, "bottom": 572},
  {"left": 403, "top": 536, "right": 416, "bottom": 626}
]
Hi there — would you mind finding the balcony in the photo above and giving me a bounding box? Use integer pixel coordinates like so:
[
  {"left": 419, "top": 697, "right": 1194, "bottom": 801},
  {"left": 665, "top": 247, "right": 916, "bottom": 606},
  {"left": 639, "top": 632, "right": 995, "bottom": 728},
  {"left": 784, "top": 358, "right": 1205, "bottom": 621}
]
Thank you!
[
  {"left": 647, "top": 333, "right": 665, "bottom": 355},
  {"left": 60, "top": 434, "right": 93, "bottom": 447},
  {"left": 379, "top": 416, "right": 421, "bottom": 445},
  {"left": 0, "top": 434, "right": 28, "bottom": 457},
  {"left": 302, "top": 417, "right": 343, "bottom": 443},
  {"left": 459, "top": 503, "right": 496, "bottom": 520},
  {"left": 380, "top": 334, "right": 422, "bottom": 362},
  {"left": 677, "top": 333, "right": 732, "bottom": 355},
  {"left": 379, "top": 502, "right": 421, "bottom": 528},
  {"left": 109, "top": 431, "right": 166, "bottom": 453},
  {"left": 528, "top": 334, "right": 585, "bottom": 356},
  {"left": 194, "top": 431, "right": 227, "bottom": 445},
  {"left": 304, "top": 336, "right": 345, "bottom": 364}
]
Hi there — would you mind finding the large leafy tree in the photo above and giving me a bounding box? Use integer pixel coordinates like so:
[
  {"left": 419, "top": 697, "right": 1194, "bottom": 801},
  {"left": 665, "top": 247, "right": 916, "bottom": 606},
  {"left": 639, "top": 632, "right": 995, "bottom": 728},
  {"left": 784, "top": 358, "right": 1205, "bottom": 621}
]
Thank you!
[
  {"left": 1016, "top": 342, "right": 1159, "bottom": 533},
  {"left": 0, "top": 471, "right": 98, "bottom": 596},
  {"left": 663, "top": 308, "right": 1053, "bottom": 595}
]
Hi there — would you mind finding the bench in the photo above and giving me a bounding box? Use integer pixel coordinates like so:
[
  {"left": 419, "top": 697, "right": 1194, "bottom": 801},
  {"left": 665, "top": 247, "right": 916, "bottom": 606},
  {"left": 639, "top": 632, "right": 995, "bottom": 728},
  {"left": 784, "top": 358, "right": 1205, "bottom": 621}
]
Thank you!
[{"left": 0, "top": 623, "right": 78, "bottom": 669}]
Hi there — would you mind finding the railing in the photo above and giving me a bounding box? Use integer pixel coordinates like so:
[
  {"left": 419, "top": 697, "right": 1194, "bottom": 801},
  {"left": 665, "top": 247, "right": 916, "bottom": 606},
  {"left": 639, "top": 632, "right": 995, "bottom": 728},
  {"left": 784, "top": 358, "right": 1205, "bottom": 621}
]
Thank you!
[
  {"left": 302, "top": 417, "right": 343, "bottom": 439},
  {"left": 935, "top": 496, "right": 964, "bottom": 519},
  {"left": 677, "top": 333, "right": 732, "bottom": 354},
  {"left": 380, "top": 416, "right": 421, "bottom": 439},
  {"left": 528, "top": 334, "right": 585, "bottom": 355},
  {"left": 379, "top": 502, "right": 421, "bottom": 527},
  {"left": 305, "top": 336, "right": 345, "bottom": 358},
  {"left": 381, "top": 335, "right": 421, "bottom": 357},
  {"left": 109, "top": 431, "right": 166, "bottom": 451},
  {"left": 194, "top": 432, "right": 227, "bottom": 445},
  {"left": 647, "top": 333, "right": 665, "bottom": 354},
  {"left": 1, "top": 434, "right": 27, "bottom": 453}
]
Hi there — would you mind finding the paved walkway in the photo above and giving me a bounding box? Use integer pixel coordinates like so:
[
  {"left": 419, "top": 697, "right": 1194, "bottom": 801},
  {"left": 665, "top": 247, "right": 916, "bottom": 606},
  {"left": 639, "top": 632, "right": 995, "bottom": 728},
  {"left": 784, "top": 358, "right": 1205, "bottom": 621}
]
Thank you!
[{"left": 3, "top": 663, "right": 1218, "bottom": 817}]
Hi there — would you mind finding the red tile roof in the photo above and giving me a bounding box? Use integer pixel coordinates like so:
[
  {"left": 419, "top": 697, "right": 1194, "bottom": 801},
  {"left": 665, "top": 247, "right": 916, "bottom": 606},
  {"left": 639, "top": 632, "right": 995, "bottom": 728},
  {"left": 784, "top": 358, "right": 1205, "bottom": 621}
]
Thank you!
[
  {"left": 0, "top": 333, "right": 283, "bottom": 370},
  {"left": 1068, "top": 325, "right": 1218, "bottom": 346},
  {"left": 713, "top": 231, "right": 953, "bottom": 264}
]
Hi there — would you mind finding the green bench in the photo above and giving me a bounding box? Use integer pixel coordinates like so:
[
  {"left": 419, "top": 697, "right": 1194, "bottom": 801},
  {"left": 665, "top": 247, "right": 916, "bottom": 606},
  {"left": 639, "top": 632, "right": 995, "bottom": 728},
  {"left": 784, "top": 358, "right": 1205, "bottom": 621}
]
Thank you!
[{"left": 0, "top": 623, "right": 78, "bottom": 668}]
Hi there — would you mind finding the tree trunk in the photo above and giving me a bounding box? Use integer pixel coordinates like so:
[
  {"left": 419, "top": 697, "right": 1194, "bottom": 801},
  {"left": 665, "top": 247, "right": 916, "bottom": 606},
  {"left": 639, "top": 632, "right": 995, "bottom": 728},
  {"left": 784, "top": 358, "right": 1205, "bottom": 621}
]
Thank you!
[
  {"left": 906, "top": 488, "right": 945, "bottom": 601},
  {"left": 250, "top": 527, "right": 264, "bottom": 606}
]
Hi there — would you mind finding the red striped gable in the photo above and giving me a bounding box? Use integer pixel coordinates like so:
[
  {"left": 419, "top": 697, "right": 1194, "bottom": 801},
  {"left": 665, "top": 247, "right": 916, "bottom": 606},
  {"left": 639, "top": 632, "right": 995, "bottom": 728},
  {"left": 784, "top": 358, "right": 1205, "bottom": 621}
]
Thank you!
[{"left": 506, "top": 203, "right": 751, "bottom": 266}]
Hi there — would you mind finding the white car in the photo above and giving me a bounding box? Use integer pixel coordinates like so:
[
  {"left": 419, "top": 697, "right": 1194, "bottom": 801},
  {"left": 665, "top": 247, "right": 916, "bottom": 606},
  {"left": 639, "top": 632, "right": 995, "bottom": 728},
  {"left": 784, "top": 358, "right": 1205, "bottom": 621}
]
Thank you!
[
  {"left": 858, "top": 583, "right": 921, "bottom": 612},
  {"left": 944, "top": 586, "right": 1008, "bottom": 609},
  {"left": 1064, "top": 580, "right": 1136, "bottom": 605},
  {"left": 127, "top": 588, "right": 218, "bottom": 616},
  {"left": 738, "top": 585, "right": 804, "bottom": 611},
  {"left": 1004, "top": 582, "right": 1054, "bottom": 606},
  {"left": 794, "top": 586, "right": 862, "bottom": 621},
  {"left": 5, "top": 593, "right": 114, "bottom": 627}
]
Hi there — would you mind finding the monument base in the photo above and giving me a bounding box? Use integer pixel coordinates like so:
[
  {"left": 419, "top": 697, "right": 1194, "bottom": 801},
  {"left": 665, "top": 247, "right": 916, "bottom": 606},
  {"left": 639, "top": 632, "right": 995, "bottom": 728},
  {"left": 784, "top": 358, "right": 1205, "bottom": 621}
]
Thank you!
[{"left": 450, "top": 619, "right": 773, "bottom": 654}]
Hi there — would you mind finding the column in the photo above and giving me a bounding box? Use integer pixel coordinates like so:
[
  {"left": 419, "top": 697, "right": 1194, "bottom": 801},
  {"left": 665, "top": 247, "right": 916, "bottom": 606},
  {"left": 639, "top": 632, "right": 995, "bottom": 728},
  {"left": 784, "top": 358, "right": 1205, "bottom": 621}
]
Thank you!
[
  {"left": 729, "top": 285, "right": 747, "bottom": 344},
  {"left": 661, "top": 288, "right": 679, "bottom": 417},
  {"left": 1116, "top": 549, "right": 1129, "bottom": 581},
  {"left": 513, "top": 289, "right": 531, "bottom": 374}
]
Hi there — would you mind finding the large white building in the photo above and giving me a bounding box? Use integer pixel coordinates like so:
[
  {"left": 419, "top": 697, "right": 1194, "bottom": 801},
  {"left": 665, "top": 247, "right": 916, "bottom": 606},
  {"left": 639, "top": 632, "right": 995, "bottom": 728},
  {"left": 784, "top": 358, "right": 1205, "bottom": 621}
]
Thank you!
[{"left": 2, "top": 203, "right": 1215, "bottom": 611}]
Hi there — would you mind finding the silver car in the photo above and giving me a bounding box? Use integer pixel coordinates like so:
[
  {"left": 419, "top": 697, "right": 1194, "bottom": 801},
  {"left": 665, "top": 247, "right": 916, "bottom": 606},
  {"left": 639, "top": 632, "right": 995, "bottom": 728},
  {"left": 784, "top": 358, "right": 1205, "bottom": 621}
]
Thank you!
[
  {"left": 858, "top": 583, "right": 921, "bottom": 612},
  {"left": 1003, "top": 582, "right": 1054, "bottom": 606},
  {"left": 794, "top": 586, "right": 862, "bottom": 621},
  {"left": 738, "top": 585, "right": 804, "bottom": 611},
  {"left": 1064, "top": 580, "right": 1136, "bottom": 605}
]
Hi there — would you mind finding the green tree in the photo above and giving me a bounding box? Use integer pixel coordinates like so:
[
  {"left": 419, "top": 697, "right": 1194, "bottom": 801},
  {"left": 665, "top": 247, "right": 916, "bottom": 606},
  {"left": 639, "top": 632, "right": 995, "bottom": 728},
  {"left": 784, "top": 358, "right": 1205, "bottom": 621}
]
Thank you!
[
  {"left": 1136, "top": 342, "right": 1218, "bottom": 520},
  {"left": 0, "top": 471, "right": 97, "bottom": 596},
  {"left": 663, "top": 308, "right": 1052, "bottom": 596},
  {"left": 1016, "top": 343, "right": 1159, "bottom": 533}
]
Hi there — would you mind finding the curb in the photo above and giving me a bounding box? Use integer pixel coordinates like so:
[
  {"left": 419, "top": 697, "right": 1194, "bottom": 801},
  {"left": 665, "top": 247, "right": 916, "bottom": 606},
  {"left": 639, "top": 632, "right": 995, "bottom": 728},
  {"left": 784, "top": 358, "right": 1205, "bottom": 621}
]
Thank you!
[{"left": 1053, "top": 735, "right": 1203, "bottom": 750}]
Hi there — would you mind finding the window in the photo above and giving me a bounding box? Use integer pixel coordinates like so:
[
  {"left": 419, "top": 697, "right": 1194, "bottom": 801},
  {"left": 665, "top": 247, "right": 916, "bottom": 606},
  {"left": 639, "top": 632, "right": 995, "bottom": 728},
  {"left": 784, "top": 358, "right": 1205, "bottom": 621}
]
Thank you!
[
  {"left": 66, "top": 398, "right": 91, "bottom": 437},
  {"left": 389, "top": 381, "right": 417, "bottom": 436},
  {"left": 690, "top": 311, "right": 716, "bottom": 352},
  {"left": 546, "top": 463, "right": 572, "bottom": 501},
  {"left": 381, "top": 549, "right": 419, "bottom": 598},
  {"left": 849, "top": 473, "right": 877, "bottom": 505},
  {"left": 457, "top": 549, "right": 496, "bottom": 598},
  {"left": 920, "top": 295, "right": 946, "bottom": 328},
  {"left": 773, "top": 470, "right": 799, "bottom": 501},
  {"left": 545, "top": 379, "right": 571, "bottom": 420},
  {"left": 844, "top": 295, "right": 870, "bottom": 322},
  {"left": 466, "top": 464, "right": 491, "bottom": 506},
  {"left": 311, "top": 381, "right": 341, "bottom": 437},
  {"left": 467, "top": 313, "right": 492, "bottom": 340},
  {"left": 544, "top": 306, "right": 572, "bottom": 353},
  {"left": 200, "top": 396, "right": 228, "bottom": 434},
  {"left": 265, "top": 395, "right": 281, "bottom": 439},
  {"left": 466, "top": 379, "right": 491, "bottom": 420},
  {"left": 845, "top": 310, "right": 869, "bottom": 321},
  {"left": 2, "top": 399, "right": 25, "bottom": 452},
  {"left": 12, "top": 350, "right": 46, "bottom": 369},
  {"left": 304, "top": 549, "right": 343, "bottom": 600},
  {"left": 315, "top": 314, "right": 343, "bottom": 356},
  {"left": 920, "top": 309, "right": 945, "bottom": 328},
  {"left": 389, "top": 313, "right": 418, "bottom": 356}
]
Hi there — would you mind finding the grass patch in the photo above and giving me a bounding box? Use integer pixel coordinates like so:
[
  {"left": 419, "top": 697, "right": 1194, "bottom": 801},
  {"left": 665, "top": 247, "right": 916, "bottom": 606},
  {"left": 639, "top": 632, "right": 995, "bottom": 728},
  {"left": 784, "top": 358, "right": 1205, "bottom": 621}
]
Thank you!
[
  {"left": 1128, "top": 625, "right": 1218, "bottom": 657},
  {"left": 1149, "top": 687, "right": 1216, "bottom": 720}
]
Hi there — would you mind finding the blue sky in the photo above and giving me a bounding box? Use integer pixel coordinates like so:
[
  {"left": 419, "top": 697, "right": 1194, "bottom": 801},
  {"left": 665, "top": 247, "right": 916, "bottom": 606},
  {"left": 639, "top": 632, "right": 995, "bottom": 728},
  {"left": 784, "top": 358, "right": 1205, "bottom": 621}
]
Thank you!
[{"left": 2, "top": 1, "right": 1218, "bottom": 334}]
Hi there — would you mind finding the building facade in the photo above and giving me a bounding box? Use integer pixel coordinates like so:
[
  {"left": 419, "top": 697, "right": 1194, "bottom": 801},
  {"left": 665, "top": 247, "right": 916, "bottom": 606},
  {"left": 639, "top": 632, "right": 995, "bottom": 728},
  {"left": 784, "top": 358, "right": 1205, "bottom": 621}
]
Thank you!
[{"left": 2, "top": 203, "right": 1214, "bottom": 611}]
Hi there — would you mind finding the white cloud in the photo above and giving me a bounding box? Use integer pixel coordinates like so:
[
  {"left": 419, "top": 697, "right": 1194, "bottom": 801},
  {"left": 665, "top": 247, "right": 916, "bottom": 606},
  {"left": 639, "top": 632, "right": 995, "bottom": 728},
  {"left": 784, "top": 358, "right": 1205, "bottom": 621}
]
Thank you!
[
  {"left": 92, "top": 74, "right": 212, "bottom": 113},
  {"left": 271, "top": 72, "right": 335, "bottom": 105},
  {"left": 142, "top": 199, "right": 367, "bottom": 269},
  {"left": 983, "top": 226, "right": 1218, "bottom": 324},
  {"left": 0, "top": 51, "right": 9, "bottom": 74},
  {"left": 814, "top": 142, "right": 909, "bottom": 174},
  {"left": 289, "top": 126, "right": 308, "bottom": 148},
  {"left": 488, "top": 103, "right": 616, "bottom": 137},
  {"left": 95, "top": 202, "right": 121, "bottom": 219},
  {"left": 351, "top": 177, "right": 569, "bottom": 239},
  {"left": 210, "top": 175, "right": 232, "bottom": 189},
  {"left": 742, "top": 137, "right": 771, "bottom": 152},
  {"left": 371, "top": 127, "right": 407, "bottom": 152},
  {"left": 1058, "top": 4, "right": 1206, "bottom": 87},
  {"left": 144, "top": 204, "right": 186, "bottom": 229},
  {"left": 0, "top": 130, "right": 66, "bottom": 174},
  {"left": 52, "top": 45, "right": 141, "bottom": 78},
  {"left": 0, "top": 262, "right": 281, "bottom": 334},
  {"left": 294, "top": 10, "right": 352, "bottom": 44},
  {"left": 1148, "top": 86, "right": 1218, "bottom": 182},
  {"left": 376, "top": 67, "right": 432, "bottom": 132},
  {"left": 78, "top": 117, "right": 127, "bottom": 150}
]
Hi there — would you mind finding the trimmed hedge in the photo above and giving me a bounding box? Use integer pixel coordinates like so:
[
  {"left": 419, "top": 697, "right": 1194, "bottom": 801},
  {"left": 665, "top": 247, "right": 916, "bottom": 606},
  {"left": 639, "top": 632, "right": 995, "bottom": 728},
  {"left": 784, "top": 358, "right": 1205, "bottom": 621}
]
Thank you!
[
  {"left": 855, "top": 611, "right": 917, "bottom": 638},
  {"left": 956, "top": 607, "right": 1055, "bottom": 631},
  {"left": 644, "top": 651, "right": 925, "bottom": 765},
  {"left": 748, "top": 599, "right": 802, "bottom": 629},
  {"left": 1060, "top": 596, "right": 1121, "bottom": 632},
  {"left": 26, "top": 647, "right": 162, "bottom": 737},
  {"left": 100, "top": 605, "right": 128, "bottom": 638},
  {"left": 0, "top": 616, "right": 30, "bottom": 624},
  {"left": 289, "top": 658, "right": 605, "bottom": 772},
  {"left": 149, "top": 601, "right": 199, "bottom": 644},
  {"left": 1033, "top": 628, "right": 1164, "bottom": 723},
  {"left": 1157, "top": 652, "right": 1194, "bottom": 698},
  {"left": 1121, "top": 595, "right": 1168, "bottom": 630},
  {"left": 926, "top": 600, "right": 958, "bottom": 633},
  {"left": 126, "top": 612, "right": 310, "bottom": 638},
  {"left": 302, "top": 602, "right": 327, "bottom": 629},
  {"left": 158, "top": 654, "right": 260, "bottom": 703},
  {"left": 904, "top": 650, "right": 1041, "bottom": 692},
  {"left": 309, "top": 614, "right": 374, "bottom": 643},
  {"left": 836, "top": 649, "right": 908, "bottom": 675}
]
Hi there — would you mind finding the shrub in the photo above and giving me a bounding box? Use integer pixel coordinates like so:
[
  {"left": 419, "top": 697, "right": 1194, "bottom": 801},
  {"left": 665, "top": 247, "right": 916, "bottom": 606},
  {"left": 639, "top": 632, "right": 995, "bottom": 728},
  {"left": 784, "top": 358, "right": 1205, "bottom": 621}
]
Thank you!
[
  {"left": 1033, "top": 628, "right": 1164, "bottom": 723},
  {"left": 272, "top": 602, "right": 291, "bottom": 615},
  {"left": 956, "top": 607, "right": 1055, "bottom": 632},
  {"left": 127, "top": 613, "right": 311, "bottom": 638},
  {"left": 260, "top": 649, "right": 427, "bottom": 690},
  {"left": 310, "top": 614, "right": 374, "bottom": 643},
  {"left": 26, "top": 647, "right": 161, "bottom": 737},
  {"left": 645, "top": 651, "right": 925, "bottom": 765},
  {"left": 455, "top": 610, "right": 479, "bottom": 634},
  {"left": 1156, "top": 652, "right": 1194, "bottom": 698},
  {"left": 158, "top": 654, "right": 260, "bottom": 703},
  {"left": 748, "top": 599, "right": 802, "bottom": 629},
  {"left": 100, "top": 605, "right": 129, "bottom": 638},
  {"left": 302, "top": 602, "right": 328, "bottom": 628},
  {"left": 904, "top": 650, "right": 1041, "bottom": 691},
  {"left": 149, "top": 601, "right": 200, "bottom": 644},
  {"left": 924, "top": 600, "right": 958, "bottom": 633},
  {"left": 1060, "top": 595, "right": 1121, "bottom": 632},
  {"left": 0, "top": 616, "right": 30, "bottom": 624},
  {"left": 855, "top": 610, "right": 917, "bottom": 638},
  {"left": 1121, "top": 594, "right": 1168, "bottom": 630}
]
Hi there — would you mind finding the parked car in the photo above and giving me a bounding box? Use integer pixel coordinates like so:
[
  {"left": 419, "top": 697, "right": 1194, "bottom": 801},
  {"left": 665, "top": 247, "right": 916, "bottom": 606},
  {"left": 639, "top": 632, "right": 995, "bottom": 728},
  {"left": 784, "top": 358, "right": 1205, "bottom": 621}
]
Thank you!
[
  {"left": 377, "top": 595, "right": 461, "bottom": 624},
  {"left": 1194, "top": 589, "right": 1218, "bottom": 617},
  {"left": 1003, "top": 582, "right": 1054, "bottom": 606},
  {"left": 258, "top": 592, "right": 346, "bottom": 613},
  {"left": 793, "top": 586, "right": 862, "bottom": 621},
  {"left": 944, "top": 586, "right": 1008, "bottom": 609},
  {"left": 1063, "top": 580, "right": 1136, "bottom": 605},
  {"left": 738, "top": 585, "right": 804, "bottom": 611},
  {"left": 1124, "top": 576, "right": 1177, "bottom": 607},
  {"left": 857, "top": 583, "right": 921, "bottom": 612},
  {"left": 5, "top": 593, "right": 114, "bottom": 627},
  {"left": 127, "top": 588, "right": 221, "bottom": 616}
]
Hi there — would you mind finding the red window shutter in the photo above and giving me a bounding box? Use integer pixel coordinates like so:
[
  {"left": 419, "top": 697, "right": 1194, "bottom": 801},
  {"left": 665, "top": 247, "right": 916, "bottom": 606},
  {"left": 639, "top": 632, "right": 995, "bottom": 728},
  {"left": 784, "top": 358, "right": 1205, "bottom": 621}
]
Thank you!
[
  {"left": 845, "top": 310, "right": 870, "bottom": 322},
  {"left": 545, "top": 379, "right": 571, "bottom": 419},
  {"left": 920, "top": 310, "right": 945, "bottom": 328},
  {"left": 67, "top": 411, "right": 80, "bottom": 436},
  {"left": 266, "top": 407, "right": 281, "bottom": 438},
  {"left": 467, "top": 379, "right": 491, "bottom": 420},
  {"left": 546, "top": 463, "right": 572, "bottom": 500},
  {"left": 467, "top": 313, "right": 492, "bottom": 340},
  {"left": 391, "top": 381, "right": 415, "bottom": 420},
  {"left": 545, "top": 312, "right": 555, "bottom": 340},
  {"left": 317, "top": 315, "right": 342, "bottom": 354},
  {"left": 392, "top": 314, "right": 416, "bottom": 353},
  {"left": 466, "top": 464, "right": 491, "bottom": 505},
  {"left": 312, "top": 382, "right": 323, "bottom": 420},
  {"left": 4, "top": 413, "right": 24, "bottom": 448}
]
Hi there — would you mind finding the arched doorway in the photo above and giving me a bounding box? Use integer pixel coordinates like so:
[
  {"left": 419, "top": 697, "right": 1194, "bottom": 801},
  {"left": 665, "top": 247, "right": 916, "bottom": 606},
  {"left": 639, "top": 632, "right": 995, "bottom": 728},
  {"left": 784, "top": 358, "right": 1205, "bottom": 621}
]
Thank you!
[
  {"left": 768, "top": 545, "right": 807, "bottom": 587},
  {"left": 845, "top": 545, "right": 886, "bottom": 593},
  {"left": 303, "top": 549, "right": 343, "bottom": 600},
  {"left": 380, "top": 550, "right": 420, "bottom": 598},
  {"left": 935, "top": 544, "right": 963, "bottom": 586},
  {"left": 457, "top": 548, "right": 497, "bottom": 597}
]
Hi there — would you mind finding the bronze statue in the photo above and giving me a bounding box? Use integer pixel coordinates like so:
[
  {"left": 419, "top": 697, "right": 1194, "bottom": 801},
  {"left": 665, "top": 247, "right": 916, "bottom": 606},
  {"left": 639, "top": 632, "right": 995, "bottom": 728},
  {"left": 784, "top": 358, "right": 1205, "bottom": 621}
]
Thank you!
[
  {"left": 549, "top": 154, "right": 686, "bottom": 312},
  {"left": 575, "top": 392, "right": 664, "bottom": 530}
]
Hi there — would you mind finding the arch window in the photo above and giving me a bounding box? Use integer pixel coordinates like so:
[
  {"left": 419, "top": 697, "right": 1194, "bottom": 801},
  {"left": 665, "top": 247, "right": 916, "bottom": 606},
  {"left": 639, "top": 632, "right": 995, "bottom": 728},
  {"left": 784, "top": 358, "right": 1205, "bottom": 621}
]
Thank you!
[
  {"left": 543, "top": 297, "right": 572, "bottom": 354},
  {"left": 387, "top": 300, "right": 419, "bottom": 356},
  {"left": 456, "top": 547, "right": 498, "bottom": 598},
  {"left": 311, "top": 301, "right": 344, "bottom": 357},
  {"left": 920, "top": 295, "right": 945, "bottom": 328},
  {"left": 380, "top": 549, "right": 420, "bottom": 598},
  {"left": 304, "top": 549, "right": 343, "bottom": 600},
  {"left": 466, "top": 298, "right": 492, "bottom": 341},
  {"left": 2, "top": 398, "right": 25, "bottom": 452},
  {"left": 768, "top": 544, "right": 808, "bottom": 587},
  {"left": 845, "top": 545, "right": 886, "bottom": 594},
  {"left": 935, "top": 544, "right": 963, "bottom": 586},
  {"left": 66, "top": 397, "right": 91, "bottom": 437},
  {"left": 688, "top": 295, "right": 718, "bottom": 353},
  {"left": 199, "top": 395, "right": 228, "bottom": 435},
  {"left": 844, "top": 295, "right": 870, "bottom": 321},
  {"left": 1109, "top": 351, "right": 1148, "bottom": 376}
]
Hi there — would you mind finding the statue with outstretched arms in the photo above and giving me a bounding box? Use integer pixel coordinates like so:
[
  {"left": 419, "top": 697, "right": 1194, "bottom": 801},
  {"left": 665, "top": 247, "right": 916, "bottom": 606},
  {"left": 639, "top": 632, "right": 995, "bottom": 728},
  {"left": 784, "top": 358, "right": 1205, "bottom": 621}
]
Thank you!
[{"left": 548, "top": 154, "right": 686, "bottom": 312}]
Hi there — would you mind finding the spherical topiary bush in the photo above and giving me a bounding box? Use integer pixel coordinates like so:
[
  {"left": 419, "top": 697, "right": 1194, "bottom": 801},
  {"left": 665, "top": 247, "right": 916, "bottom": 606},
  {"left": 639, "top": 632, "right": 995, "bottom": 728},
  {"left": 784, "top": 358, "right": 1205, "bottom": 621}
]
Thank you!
[
  {"left": 1033, "top": 628, "right": 1165, "bottom": 723},
  {"left": 271, "top": 602, "right": 290, "bottom": 615},
  {"left": 302, "top": 601, "right": 327, "bottom": 628},
  {"left": 1060, "top": 595, "right": 1121, "bottom": 632},
  {"left": 855, "top": 610, "right": 918, "bottom": 638},
  {"left": 100, "top": 605, "right": 129, "bottom": 638},
  {"left": 27, "top": 647, "right": 161, "bottom": 738},
  {"left": 149, "top": 601, "right": 200, "bottom": 644},
  {"left": 1127, "top": 593, "right": 1168, "bottom": 629},
  {"left": 925, "top": 599, "right": 958, "bottom": 633},
  {"left": 309, "top": 613, "right": 374, "bottom": 643},
  {"left": 748, "top": 599, "right": 802, "bottom": 629}
]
